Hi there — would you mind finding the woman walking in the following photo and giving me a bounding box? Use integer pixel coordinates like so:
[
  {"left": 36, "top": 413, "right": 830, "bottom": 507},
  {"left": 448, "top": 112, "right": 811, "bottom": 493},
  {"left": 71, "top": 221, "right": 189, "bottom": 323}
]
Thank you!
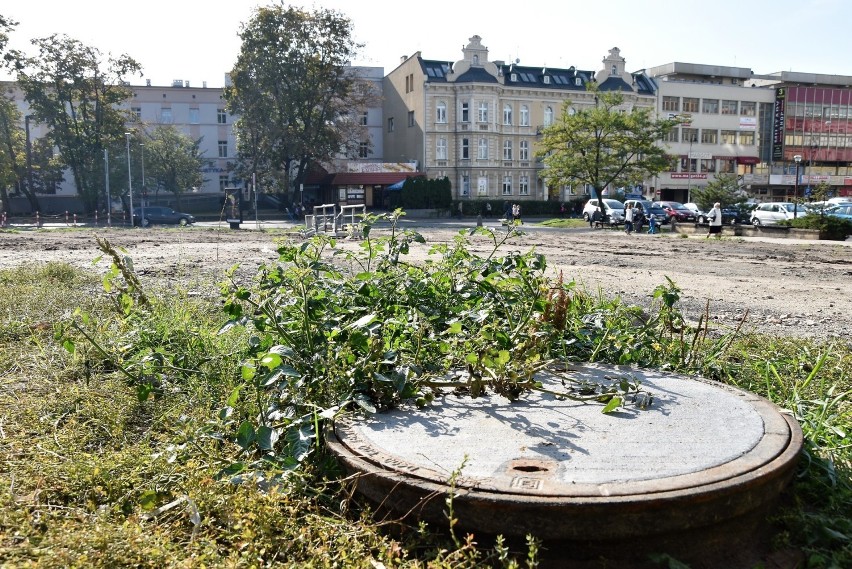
[{"left": 706, "top": 202, "right": 723, "bottom": 239}]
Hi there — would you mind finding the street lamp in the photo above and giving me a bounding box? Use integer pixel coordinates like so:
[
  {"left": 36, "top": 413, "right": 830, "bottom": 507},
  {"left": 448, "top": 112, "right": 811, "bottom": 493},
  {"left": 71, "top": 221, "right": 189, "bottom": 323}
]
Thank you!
[
  {"left": 24, "top": 115, "right": 34, "bottom": 196},
  {"left": 139, "top": 143, "right": 146, "bottom": 226},
  {"left": 125, "top": 132, "right": 134, "bottom": 226},
  {"left": 793, "top": 154, "right": 802, "bottom": 219}
]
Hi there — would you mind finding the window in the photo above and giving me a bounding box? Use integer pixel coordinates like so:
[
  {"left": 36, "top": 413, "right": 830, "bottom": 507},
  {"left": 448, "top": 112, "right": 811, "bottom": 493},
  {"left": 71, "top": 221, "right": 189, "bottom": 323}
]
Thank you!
[
  {"left": 740, "top": 101, "right": 756, "bottom": 116},
  {"left": 478, "top": 138, "right": 488, "bottom": 160},
  {"left": 700, "top": 129, "right": 718, "bottom": 144},
  {"left": 477, "top": 176, "right": 488, "bottom": 196},
  {"left": 461, "top": 102, "right": 470, "bottom": 122},
  {"left": 519, "top": 140, "right": 529, "bottom": 160},
  {"left": 461, "top": 138, "right": 469, "bottom": 159},
  {"left": 664, "top": 128, "right": 679, "bottom": 143},
  {"left": 719, "top": 159, "right": 736, "bottom": 173},
  {"left": 436, "top": 102, "right": 447, "bottom": 123},
  {"left": 721, "top": 100, "right": 738, "bottom": 115},
  {"left": 519, "top": 175, "right": 530, "bottom": 195},
  {"left": 611, "top": 64, "right": 617, "bottom": 75},
  {"left": 682, "top": 97, "right": 699, "bottom": 113},
  {"left": 544, "top": 106, "right": 554, "bottom": 126},
  {"left": 721, "top": 130, "right": 737, "bottom": 144},
  {"left": 408, "top": 111, "right": 415, "bottom": 127},
  {"left": 131, "top": 107, "right": 142, "bottom": 121},
  {"left": 217, "top": 109, "right": 226, "bottom": 124},
  {"left": 503, "top": 140, "right": 513, "bottom": 160},
  {"left": 700, "top": 158, "right": 716, "bottom": 173},
  {"left": 520, "top": 105, "right": 529, "bottom": 126},
  {"left": 387, "top": 117, "right": 394, "bottom": 132},
  {"left": 360, "top": 111, "right": 368, "bottom": 126},
  {"left": 219, "top": 175, "right": 229, "bottom": 192},
  {"left": 478, "top": 101, "right": 488, "bottom": 123},
  {"left": 682, "top": 128, "right": 698, "bottom": 143},
  {"left": 662, "top": 96, "right": 679, "bottom": 112},
  {"left": 574, "top": 77, "right": 582, "bottom": 86},
  {"left": 739, "top": 131, "right": 755, "bottom": 145},
  {"left": 503, "top": 104, "right": 512, "bottom": 125},
  {"left": 437, "top": 137, "right": 447, "bottom": 160},
  {"left": 681, "top": 157, "right": 697, "bottom": 172},
  {"left": 218, "top": 140, "right": 228, "bottom": 158},
  {"left": 461, "top": 174, "right": 470, "bottom": 196},
  {"left": 160, "top": 108, "right": 173, "bottom": 124},
  {"left": 502, "top": 175, "right": 512, "bottom": 195},
  {"left": 359, "top": 142, "right": 369, "bottom": 158},
  {"left": 702, "top": 99, "right": 719, "bottom": 114},
  {"left": 189, "top": 107, "right": 200, "bottom": 124}
]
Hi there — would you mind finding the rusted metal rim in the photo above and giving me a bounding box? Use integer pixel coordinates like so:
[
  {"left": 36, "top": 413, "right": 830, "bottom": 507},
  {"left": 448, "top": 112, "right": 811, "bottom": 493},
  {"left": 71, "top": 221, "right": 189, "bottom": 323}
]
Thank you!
[{"left": 326, "top": 364, "right": 803, "bottom": 541}]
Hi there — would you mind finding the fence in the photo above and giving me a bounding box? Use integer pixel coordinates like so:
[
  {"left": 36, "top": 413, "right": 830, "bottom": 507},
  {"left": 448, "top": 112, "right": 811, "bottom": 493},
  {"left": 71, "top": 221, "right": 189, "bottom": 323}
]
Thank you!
[{"left": 0, "top": 210, "right": 134, "bottom": 228}]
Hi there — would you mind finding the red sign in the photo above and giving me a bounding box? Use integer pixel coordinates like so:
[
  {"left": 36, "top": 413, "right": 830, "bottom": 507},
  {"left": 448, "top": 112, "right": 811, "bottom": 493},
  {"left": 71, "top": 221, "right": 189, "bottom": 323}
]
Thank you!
[{"left": 670, "top": 173, "right": 708, "bottom": 179}]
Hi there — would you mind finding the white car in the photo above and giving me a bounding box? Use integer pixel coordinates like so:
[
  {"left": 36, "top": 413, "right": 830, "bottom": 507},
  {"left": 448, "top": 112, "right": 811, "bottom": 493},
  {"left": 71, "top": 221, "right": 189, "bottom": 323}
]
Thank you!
[
  {"left": 683, "top": 202, "right": 703, "bottom": 216},
  {"left": 750, "top": 202, "right": 808, "bottom": 225},
  {"left": 582, "top": 199, "right": 625, "bottom": 225}
]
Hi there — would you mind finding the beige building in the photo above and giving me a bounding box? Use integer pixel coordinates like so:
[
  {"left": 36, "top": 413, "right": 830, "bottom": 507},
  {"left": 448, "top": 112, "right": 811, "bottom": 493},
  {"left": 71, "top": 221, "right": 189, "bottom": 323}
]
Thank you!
[
  {"left": 383, "top": 36, "right": 657, "bottom": 205},
  {"left": 646, "top": 63, "right": 777, "bottom": 203}
]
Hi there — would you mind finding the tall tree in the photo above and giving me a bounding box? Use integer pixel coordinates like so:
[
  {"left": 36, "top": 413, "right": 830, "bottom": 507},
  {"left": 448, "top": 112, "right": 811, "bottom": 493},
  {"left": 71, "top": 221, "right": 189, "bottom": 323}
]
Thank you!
[
  {"left": 225, "top": 5, "right": 378, "bottom": 200},
  {"left": 689, "top": 174, "right": 748, "bottom": 212},
  {"left": 134, "top": 126, "right": 208, "bottom": 208},
  {"left": 0, "top": 91, "right": 25, "bottom": 214},
  {"left": 14, "top": 34, "right": 141, "bottom": 212},
  {"left": 537, "top": 89, "right": 679, "bottom": 217}
]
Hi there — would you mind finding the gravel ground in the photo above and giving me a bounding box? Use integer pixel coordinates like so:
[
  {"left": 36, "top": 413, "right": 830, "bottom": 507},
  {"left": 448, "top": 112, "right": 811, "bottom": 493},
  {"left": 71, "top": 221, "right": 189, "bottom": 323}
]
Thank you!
[{"left": 1, "top": 221, "right": 850, "bottom": 343}]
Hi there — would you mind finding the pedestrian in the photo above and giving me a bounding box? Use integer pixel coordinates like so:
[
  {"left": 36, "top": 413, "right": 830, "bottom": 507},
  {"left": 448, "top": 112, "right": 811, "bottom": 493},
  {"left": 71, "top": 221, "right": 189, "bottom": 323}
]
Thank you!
[
  {"left": 590, "top": 208, "right": 602, "bottom": 229},
  {"left": 624, "top": 203, "right": 634, "bottom": 234},
  {"left": 485, "top": 202, "right": 492, "bottom": 218},
  {"left": 457, "top": 201, "right": 463, "bottom": 219},
  {"left": 560, "top": 202, "right": 566, "bottom": 218},
  {"left": 706, "top": 201, "right": 723, "bottom": 239},
  {"left": 634, "top": 206, "right": 645, "bottom": 233},
  {"left": 648, "top": 213, "right": 658, "bottom": 234},
  {"left": 503, "top": 201, "right": 512, "bottom": 221},
  {"left": 512, "top": 203, "right": 522, "bottom": 225}
]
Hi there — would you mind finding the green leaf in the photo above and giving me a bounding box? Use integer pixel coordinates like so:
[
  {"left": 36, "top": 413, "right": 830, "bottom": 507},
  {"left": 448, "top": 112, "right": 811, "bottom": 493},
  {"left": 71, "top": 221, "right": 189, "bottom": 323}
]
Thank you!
[
  {"left": 350, "top": 313, "right": 377, "bottom": 329},
  {"left": 241, "top": 363, "right": 256, "bottom": 381},
  {"left": 62, "top": 339, "right": 76, "bottom": 354},
  {"left": 260, "top": 353, "right": 282, "bottom": 369},
  {"left": 447, "top": 321, "right": 463, "bottom": 334},
  {"left": 497, "top": 350, "right": 511, "bottom": 366},
  {"left": 236, "top": 421, "right": 256, "bottom": 450},
  {"left": 257, "top": 426, "right": 279, "bottom": 450},
  {"left": 139, "top": 490, "right": 158, "bottom": 511},
  {"left": 601, "top": 396, "right": 623, "bottom": 414},
  {"left": 226, "top": 387, "right": 242, "bottom": 407}
]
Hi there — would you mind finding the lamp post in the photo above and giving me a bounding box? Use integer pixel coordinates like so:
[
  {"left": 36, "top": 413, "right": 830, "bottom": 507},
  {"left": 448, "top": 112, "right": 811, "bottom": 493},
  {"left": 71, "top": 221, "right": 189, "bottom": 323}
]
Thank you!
[
  {"left": 24, "top": 115, "right": 34, "bottom": 196},
  {"left": 139, "top": 143, "right": 146, "bottom": 227},
  {"left": 793, "top": 154, "right": 802, "bottom": 219},
  {"left": 125, "top": 132, "right": 134, "bottom": 226}
]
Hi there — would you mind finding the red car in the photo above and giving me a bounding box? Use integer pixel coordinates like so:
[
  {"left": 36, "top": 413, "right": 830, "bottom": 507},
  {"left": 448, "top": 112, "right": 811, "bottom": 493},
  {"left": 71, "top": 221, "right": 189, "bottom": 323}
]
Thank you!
[{"left": 654, "top": 201, "right": 697, "bottom": 223}]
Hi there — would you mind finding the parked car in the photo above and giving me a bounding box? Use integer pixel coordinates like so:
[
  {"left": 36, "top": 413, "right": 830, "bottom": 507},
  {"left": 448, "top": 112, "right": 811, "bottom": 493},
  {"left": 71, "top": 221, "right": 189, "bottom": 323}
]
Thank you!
[
  {"left": 132, "top": 206, "right": 196, "bottom": 226},
  {"left": 823, "top": 203, "right": 852, "bottom": 221},
  {"left": 582, "top": 198, "right": 625, "bottom": 225},
  {"left": 683, "top": 202, "right": 703, "bottom": 216},
  {"left": 623, "top": 199, "right": 670, "bottom": 224},
  {"left": 696, "top": 207, "right": 742, "bottom": 225},
  {"left": 654, "top": 201, "right": 697, "bottom": 223},
  {"left": 749, "top": 202, "right": 808, "bottom": 225}
]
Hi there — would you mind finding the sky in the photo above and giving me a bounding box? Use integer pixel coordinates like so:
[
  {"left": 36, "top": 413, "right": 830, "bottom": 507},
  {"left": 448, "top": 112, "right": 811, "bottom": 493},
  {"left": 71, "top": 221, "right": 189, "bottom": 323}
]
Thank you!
[{"left": 3, "top": 0, "right": 851, "bottom": 88}]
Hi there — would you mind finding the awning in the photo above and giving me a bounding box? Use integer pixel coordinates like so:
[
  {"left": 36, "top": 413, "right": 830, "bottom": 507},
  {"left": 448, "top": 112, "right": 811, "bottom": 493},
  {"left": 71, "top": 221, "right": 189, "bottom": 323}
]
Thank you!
[
  {"left": 387, "top": 180, "right": 405, "bottom": 190},
  {"left": 737, "top": 156, "right": 761, "bottom": 165}
]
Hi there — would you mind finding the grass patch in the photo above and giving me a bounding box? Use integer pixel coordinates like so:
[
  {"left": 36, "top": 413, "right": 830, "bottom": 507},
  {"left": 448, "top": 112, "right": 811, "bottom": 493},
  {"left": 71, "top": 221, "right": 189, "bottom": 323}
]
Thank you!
[{"left": 0, "top": 215, "right": 849, "bottom": 568}]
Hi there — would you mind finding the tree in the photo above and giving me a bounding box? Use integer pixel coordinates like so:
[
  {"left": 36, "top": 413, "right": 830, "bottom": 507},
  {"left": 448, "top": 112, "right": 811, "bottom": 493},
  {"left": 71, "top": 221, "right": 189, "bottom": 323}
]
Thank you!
[
  {"left": 14, "top": 34, "right": 141, "bottom": 213},
  {"left": 537, "top": 89, "right": 679, "bottom": 218},
  {"left": 689, "top": 174, "right": 748, "bottom": 212},
  {"left": 133, "top": 126, "right": 208, "bottom": 208},
  {"left": 225, "top": 5, "right": 378, "bottom": 200}
]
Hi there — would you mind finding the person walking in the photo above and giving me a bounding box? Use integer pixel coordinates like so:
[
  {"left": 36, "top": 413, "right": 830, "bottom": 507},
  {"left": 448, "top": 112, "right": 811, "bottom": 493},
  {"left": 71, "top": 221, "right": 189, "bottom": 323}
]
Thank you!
[
  {"left": 706, "top": 202, "right": 723, "bottom": 239},
  {"left": 485, "top": 202, "right": 492, "bottom": 218},
  {"left": 560, "top": 202, "right": 566, "bottom": 218},
  {"left": 624, "top": 203, "right": 634, "bottom": 234},
  {"left": 648, "top": 213, "right": 658, "bottom": 234},
  {"left": 512, "top": 203, "right": 522, "bottom": 225},
  {"left": 457, "top": 201, "right": 463, "bottom": 219},
  {"left": 634, "top": 205, "right": 645, "bottom": 233},
  {"left": 503, "top": 201, "right": 512, "bottom": 222}
]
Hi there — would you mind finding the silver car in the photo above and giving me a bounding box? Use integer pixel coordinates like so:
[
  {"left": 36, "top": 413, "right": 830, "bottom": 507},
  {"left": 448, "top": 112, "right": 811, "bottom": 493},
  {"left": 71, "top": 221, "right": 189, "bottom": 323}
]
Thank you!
[{"left": 750, "top": 202, "right": 808, "bottom": 225}]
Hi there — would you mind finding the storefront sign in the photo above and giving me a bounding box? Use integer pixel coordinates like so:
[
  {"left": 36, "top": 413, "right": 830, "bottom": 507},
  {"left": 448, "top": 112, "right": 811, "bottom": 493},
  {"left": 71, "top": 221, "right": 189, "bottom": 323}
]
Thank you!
[
  {"left": 670, "top": 173, "right": 707, "bottom": 179},
  {"left": 771, "top": 88, "right": 786, "bottom": 161},
  {"left": 739, "top": 117, "right": 757, "bottom": 130}
]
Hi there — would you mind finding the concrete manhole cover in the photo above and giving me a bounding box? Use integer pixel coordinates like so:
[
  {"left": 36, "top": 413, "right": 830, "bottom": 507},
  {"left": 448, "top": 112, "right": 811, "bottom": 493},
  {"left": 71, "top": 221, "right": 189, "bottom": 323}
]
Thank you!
[{"left": 327, "top": 363, "right": 802, "bottom": 553}]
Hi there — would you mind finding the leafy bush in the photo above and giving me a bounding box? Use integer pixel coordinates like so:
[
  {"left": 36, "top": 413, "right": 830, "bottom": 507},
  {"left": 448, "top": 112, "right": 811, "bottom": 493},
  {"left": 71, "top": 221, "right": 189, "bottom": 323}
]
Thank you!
[{"left": 788, "top": 212, "right": 852, "bottom": 240}]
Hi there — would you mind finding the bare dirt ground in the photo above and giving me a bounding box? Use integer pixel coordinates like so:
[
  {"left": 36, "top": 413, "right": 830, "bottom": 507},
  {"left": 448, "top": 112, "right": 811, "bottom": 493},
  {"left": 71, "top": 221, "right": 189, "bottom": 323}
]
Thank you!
[{"left": 1, "top": 222, "right": 851, "bottom": 344}]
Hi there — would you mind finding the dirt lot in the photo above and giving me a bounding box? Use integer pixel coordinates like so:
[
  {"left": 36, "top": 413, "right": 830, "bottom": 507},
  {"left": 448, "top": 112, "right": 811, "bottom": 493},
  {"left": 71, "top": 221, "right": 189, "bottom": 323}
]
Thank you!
[{"left": 1, "top": 221, "right": 851, "bottom": 343}]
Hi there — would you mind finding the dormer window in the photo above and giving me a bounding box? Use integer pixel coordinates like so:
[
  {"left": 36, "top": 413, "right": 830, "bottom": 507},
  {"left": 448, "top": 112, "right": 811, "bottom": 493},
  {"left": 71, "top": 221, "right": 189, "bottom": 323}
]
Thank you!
[
  {"left": 473, "top": 54, "right": 479, "bottom": 65},
  {"left": 543, "top": 75, "right": 550, "bottom": 84},
  {"left": 575, "top": 77, "right": 582, "bottom": 86},
  {"left": 510, "top": 73, "right": 517, "bottom": 82},
  {"left": 611, "top": 64, "right": 617, "bottom": 75}
]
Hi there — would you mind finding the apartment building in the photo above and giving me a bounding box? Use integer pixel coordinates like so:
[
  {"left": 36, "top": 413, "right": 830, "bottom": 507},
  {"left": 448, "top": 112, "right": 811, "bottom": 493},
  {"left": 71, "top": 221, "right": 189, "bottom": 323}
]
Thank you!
[{"left": 383, "top": 36, "right": 657, "bottom": 203}]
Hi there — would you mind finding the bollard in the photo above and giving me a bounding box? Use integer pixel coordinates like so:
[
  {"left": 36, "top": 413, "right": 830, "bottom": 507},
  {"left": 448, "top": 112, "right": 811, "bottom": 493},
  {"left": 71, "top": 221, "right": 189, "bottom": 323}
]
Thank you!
[
  {"left": 65, "top": 210, "right": 69, "bottom": 225},
  {"left": 1, "top": 211, "right": 5, "bottom": 227},
  {"left": 35, "top": 211, "right": 41, "bottom": 228},
  {"left": 94, "top": 211, "right": 98, "bottom": 226},
  {"left": 73, "top": 213, "right": 78, "bottom": 227},
  {"left": 477, "top": 214, "right": 483, "bottom": 227}
]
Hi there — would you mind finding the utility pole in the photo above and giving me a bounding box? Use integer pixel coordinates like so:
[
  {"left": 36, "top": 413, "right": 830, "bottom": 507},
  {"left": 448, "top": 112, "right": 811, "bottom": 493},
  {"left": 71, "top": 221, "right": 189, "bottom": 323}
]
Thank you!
[
  {"left": 104, "top": 149, "right": 111, "bottom": 227},
  {"left": 125, "top": 132, "right": 134, "bottom": 226},
  {"left": 24, "top": 115, "right": 34, "bottom": 196}
]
